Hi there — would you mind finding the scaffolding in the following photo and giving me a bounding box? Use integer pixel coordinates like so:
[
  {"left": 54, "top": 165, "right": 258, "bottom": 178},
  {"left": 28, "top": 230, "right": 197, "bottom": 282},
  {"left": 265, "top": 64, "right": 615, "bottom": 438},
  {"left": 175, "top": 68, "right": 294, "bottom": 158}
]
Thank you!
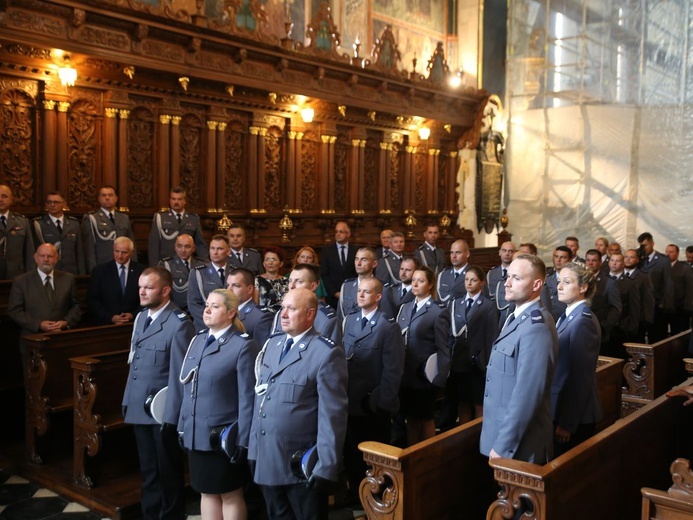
[{"left": 505, "top": 0, "right": 693, "bottom": 257}]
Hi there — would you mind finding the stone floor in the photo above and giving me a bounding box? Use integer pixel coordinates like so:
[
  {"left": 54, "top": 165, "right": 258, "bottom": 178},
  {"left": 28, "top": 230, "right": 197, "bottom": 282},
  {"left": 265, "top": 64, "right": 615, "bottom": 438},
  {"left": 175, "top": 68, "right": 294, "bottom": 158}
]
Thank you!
[{"left": 0, "top": 469, "right": 365, "bottom": 520}]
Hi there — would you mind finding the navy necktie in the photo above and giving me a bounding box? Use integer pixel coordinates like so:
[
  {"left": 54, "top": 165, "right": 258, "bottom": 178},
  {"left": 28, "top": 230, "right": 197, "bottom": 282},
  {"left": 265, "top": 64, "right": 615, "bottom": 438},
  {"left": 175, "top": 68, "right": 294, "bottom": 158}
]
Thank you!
[
  {"left": 184, "top": 260, "right": 190, "bottom": 271},
  {"left": 401, "top": 286, "right": 407, "bottom": 299},
  {"left": 143, "top": 316, "right": 152, "bottom": 331},
  {"left": 502, "top": 268, "right": 507, "bottom": 279},
  {"left": 109, "top": 212, "right": 115, "bottom": 225},
  {"left": 280, "top": 337, "right": 294, "bottom": 362},
  {"left": 119, "top": 264, "right": 126, "bottom": 294},
  {"left": 465, "top": 298, "right": 472, "bottom": 317},
  {"left": 340, "top": 245, "right": 346, "bottom": 266},
  {"left": 176, "top": 213, "right": 182, "bottom": 225},
  {"left": 557, "top": 312, "right": 567, "bottom": 328},
  {"left": 0, "top": 215, "right": 6, "bottom": 228},
  {"left": 361, "top": 316, "right": 368, "bottom": 330},
  {"left": 55, "top": 219, "right": 62, "bottom": 234},
  {"left": 204, "top": 335, "right": 216, "bottom": 349},
  {"left": 45, "top": 275, "right": 53, "bottom": 304},
  {"left": 503, "top": 312, "right": 516, "bottom": 330},
  {"left": 218, "top": 267, "right": 225, "bottom": 284}
]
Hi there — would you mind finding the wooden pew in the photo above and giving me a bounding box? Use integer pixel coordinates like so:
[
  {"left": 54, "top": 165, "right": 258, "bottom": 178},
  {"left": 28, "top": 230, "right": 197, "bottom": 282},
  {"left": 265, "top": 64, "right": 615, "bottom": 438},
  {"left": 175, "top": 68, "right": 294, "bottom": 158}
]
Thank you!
[
  {"left": 642, "top": 458, "right": 693, "bottom": 519},
  {"left": 71, "top": 349, "right": 132, "bottom": 488},
  {"left": 622, "top": 330, "right": 690, "bottom": 416},
  {"left": 357, "top": 356, "right": 624, "bottom": 520},
  {"left": 487, "top": 378, "right": 693, "bottom": 520},
  {"left": 23, "top": 324, "right": 132, "bottom": 464}
]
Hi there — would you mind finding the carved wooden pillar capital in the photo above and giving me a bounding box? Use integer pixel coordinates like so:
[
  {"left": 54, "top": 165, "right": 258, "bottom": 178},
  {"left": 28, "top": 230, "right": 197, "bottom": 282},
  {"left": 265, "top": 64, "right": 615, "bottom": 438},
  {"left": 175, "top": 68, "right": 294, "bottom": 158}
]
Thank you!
[
  {"left": 217, "top": 122, "right": 227, "bottom": 131},
  {"left": 42, "top": 100, "right": 56, "bottom": 111},
  {"left": 104, "top": 108, "right": 119, "bottom": 118},
  {"left": 170, "top": 116, "right": 182, "bottom": 126},
  {"left": 159, "top": 114, "right": 172, "bottom": 125},
  {"left": 57, "top": 101, "right": 70, "bottom": 113},
  {"left": 206, "top": 120, "right": 219, "bottom": 130}
]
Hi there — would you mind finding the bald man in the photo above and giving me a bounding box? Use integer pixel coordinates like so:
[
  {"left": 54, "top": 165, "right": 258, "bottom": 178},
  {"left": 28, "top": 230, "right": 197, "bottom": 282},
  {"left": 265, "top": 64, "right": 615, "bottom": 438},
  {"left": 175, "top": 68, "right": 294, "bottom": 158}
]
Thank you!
[{"left": 485, "top": 241, "right": 516, "bottom": 313}]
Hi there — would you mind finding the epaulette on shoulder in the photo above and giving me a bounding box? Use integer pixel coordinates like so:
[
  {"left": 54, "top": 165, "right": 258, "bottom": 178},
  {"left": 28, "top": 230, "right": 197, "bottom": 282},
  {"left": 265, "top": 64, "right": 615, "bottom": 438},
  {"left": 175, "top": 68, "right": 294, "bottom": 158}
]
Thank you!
[
  {"left": 529, "top": 309, "right": 545, "bottom": 324},
  {"left": 489, "top": 265, "right": 500, "bottom": 271},
  {"left": 268, "top": 331, "right": 284, "bottom": 339},
  {"left": 66, "top": 215, "right": 79, "bottom": 222},
  {"left": 161, "top": 256, "right": 174, "bottom": 262},
  {"left": 343, "top": 277, "right": 357, "bottom": 284},
  {"left": 196, "top": 328, "right": 208, "bottom": 335},
  {"left": 385, "top": 315, "right": 396, "bottom": 323},
  {"left": 384, "top": 281, "right": 400, "bottom": 288},
  {"left": 434, "top": 301, "right": 447, "bottom": 309},
  {"left": 176, "top": 311, "right": 189, "bottom": 321},
  {"left": 246, "top": 247, "right": 259, "bottom": 253},
  {"left": 317, "top": 335, "right": 336, "bottom": 348},
  {"left": 319, "top": 305, "right": 336, "bottom": 318},
  {"left": 193, "top": 263, "right": 206, "bottom": 270},
  {"left": 581, "top": 309, "right": 593, "bottom": 317},
  {"left": 346, "top": 308, "right": 361, "bottom": 317},
  {"left": 13, "top": 212, "right": 27, "bottom": 219},
  {"left": 32, "top": 215, "right": 42, "bottom": 221},
  {"left": 235, "top": 331, "right": 250, "bottom": 339},
  {"left": 417, "top": 243, "right": 426, "bottom": 250},
  {"left": 258, "top": 306, "right": 272, "bottom": 314}
]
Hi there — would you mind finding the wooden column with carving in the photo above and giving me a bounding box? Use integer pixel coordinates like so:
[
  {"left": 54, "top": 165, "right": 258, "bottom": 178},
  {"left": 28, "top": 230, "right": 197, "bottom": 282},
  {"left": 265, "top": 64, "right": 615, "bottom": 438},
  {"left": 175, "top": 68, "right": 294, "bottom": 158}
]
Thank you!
[
  {"left": 319, "top": 135, "right": 336, "bottom": 212},
  {"left": 56, "top": 102, "right": 70, "bottom": 191},
  {"left": 447, "top": 151, "right": 459, "bottom": 212},
  {"left": 216, "top": 122, "right": 226, "bottom": 210},
  {"left": 350, "top": 139, "right": 365, "bottom": 213},
  {"left": 403, "top": 145, "right": 415, "bottom": 210},
  {"left": 157, "top": 115, "right": 171, "bottom": 207},
  {"left": 428, "top": 148, "right": 440, "bottom": 211},
  {"left": 117, "top": 110, "right": 129, "bottom": 207},
  {"left": 286, "top": 131, "right": 299, "bottom": 209},
  {"left": 103, "top": 108, "right": 118, "bottom": 193},
  {"left": 170, "top": 116, "right": 181, "bottom": 189},
  {"left": 247, "top": 126, "right": 259, "bottom": 211},
  {"left": 205, "top": 121, "right": 218, "bottom": 209},
  {"left": 378, "top": 142, "right": 390, "bottom": 211},
  {"left": 42, "top": 101, "right": 57, "bottom": 194},
  {"left": 255, "top": 127, "right": 267, "bottom": 212}
]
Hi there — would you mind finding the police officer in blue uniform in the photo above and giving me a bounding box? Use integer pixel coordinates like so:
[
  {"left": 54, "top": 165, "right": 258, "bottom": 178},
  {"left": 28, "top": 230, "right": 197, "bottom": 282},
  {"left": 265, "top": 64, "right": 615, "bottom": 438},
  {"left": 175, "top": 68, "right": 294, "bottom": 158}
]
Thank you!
[
  {"left": 480, "top": 254, "right": 558, "bottom": 464},
  {"left": 341, "top": 277, "right": 404, "bottom": 506},
  {"left": 148, "top": 187, "right": 208, "bottom": 265},
  {"left": 187, "top": 235, "right": 233, "bottom": 329},
  {"left": 226, "top": 267, "right": 273, "bottom": 349},
  {"left": 337, "top": 247, "right": 378, "bottom": 323},
  {"left": 33, "top": 192, "right": 85, "bottom": 274},
  {"left": 178, "top": 289, "right": 260, "bottom": 518},
  {"left": 122, "top": 266, "right": 195, "bottom": 520},
  {"left": 227, "top": 224, "right": 263, "bottom": 277},
  {"left": 436, "top": 239, "right": 470, "bottom": 303},
  {"left": 249, "top": 288, "right": 348, "bottom": 520},
  {"left": 0, "top": 184, "right": 35, "bottom": 279},
  {"left": 159, "top": 234, "right": 205, "bottom": 314}
]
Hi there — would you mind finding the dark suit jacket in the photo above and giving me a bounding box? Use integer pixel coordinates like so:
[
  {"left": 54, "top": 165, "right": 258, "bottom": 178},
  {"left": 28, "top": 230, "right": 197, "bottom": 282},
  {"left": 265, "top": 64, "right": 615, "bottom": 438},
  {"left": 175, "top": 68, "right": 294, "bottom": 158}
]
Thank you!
[
  {"left": 0, "top": 211, "right": 35, "bottom": 279},
  {"left": 33, "top": 215, "right": 86, "bottom": 274},
  {"left": 449, "top": 294, "right": 499, "bottom": 372},
  {"left": 87, "top": 260, "right": 144, "bottom": 324},
  {"left": 640, "top": 252, "right": 674, "bottom": 310},
  {"left": 551, "top": 302, "right": 602, "bottom": 433},
  {"left": 379, "top": 283, "right": 415, "bottom": 319},
  {"left": 320, "top": 242, "right": 357, "bottom": 308},
  {"left": 8, "top": 269, "right": 82, "bottom": 336}
]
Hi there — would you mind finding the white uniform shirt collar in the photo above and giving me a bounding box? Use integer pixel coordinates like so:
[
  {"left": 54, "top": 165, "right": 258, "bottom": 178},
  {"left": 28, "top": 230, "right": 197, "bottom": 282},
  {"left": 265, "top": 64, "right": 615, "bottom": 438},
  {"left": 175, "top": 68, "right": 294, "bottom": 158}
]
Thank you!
[
  {"left": 564, "top": 299, "right": 586, "bottom": 318},
  {"left": 512, "top": 296, "right": 541, "bottom": 319},
  {"left": 147, "top": 300, "right": 171, "bottom": 325},
  {"left": 37, "top": 269, "right": 55, "bottom": 283}
]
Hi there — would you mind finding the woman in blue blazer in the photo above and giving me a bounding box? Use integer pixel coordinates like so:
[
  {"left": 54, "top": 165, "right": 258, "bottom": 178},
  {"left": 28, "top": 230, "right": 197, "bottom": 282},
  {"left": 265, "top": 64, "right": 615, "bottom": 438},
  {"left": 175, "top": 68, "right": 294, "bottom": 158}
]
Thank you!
[
  {"left": 178, "top": 289, "right": 260, "bottom": 519},
  {"left": 448, "top": 265, "right": 499, "bottom": 425},
  {"left": 552, "top": 262, "right": 603, "bottom": 457},
  {"left": 396, "top": 266, "right": 450, "bottom": 445}
]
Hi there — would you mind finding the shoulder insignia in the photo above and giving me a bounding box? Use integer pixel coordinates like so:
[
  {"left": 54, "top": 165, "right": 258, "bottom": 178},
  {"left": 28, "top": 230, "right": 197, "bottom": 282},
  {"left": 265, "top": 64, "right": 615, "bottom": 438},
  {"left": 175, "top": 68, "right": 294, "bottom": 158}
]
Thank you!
[
  {"left": 319, "top": 306, "right": 336, "bottom": 318},
  {"left": 193, "top": 264, "right": 206, "bottom": 270},
  {"left": 417, "top": 244, "right": 426, "bottom": 250},
  {"left": 32, "top": 216, "right": 42, "bottom": 221},
  {"left": 317, "top": 335, "right": 336, "bottom": 348},
  {"left": 386, "top": 315, "right": 396, "bottom": 323},
  {"left": 384, "top": 282, "right": 398, "bottom": 288},
  {"left": 66, "top": 215, "right": 79, "bottom": 221},
  {"left": 268, "top": 331, "right": 284, "bottom": 339},
  {"left": 346, "top": 308, "right": 361, "bottom": 316},
  {"left": 244, "top": 306, "right": 253, "bottom": 314},
  {"left": 13, "top": 213, "right": 26, "bottom": 219},
  {"left": 435, "top": 301, "right": 447, "bottom": 309},
  {"left": 161, "top": 256, "right": 174, "bottom": 262},
  {"left": 176, "top": 312, "right": 190, "bottom": 321},
  {"left": 246, "top": 247, "right": 259, "bottom": 253},
  {"left": 197, "top": 328, "right": 208, "bottom": 334},
  {"left": 581, "top": 309, "right": 592, "bottom": 317},
  {"left": 529, "top": 309, "right": 545, "bottom": 323},
  {"left": 239, "top": 332, "right": 250, "bottom": 338}
]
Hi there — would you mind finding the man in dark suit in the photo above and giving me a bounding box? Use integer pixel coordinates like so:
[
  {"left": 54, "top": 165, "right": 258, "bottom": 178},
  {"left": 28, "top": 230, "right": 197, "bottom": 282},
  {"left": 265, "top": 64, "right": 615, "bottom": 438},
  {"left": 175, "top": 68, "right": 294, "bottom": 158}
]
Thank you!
[
  {"left": 637, "top": 232, "right": 674, "bottom": 342},
  {"left": 480, "top": 254, "right": 557, "bottom": 464},
  {"left": 606, "top": 252, "right": 641, "bottom": 357},
  {"left": 87, "top": 237, "right": 144, "bottom": 325},
  {"left": 158, "top": 233, "right": 205, "bottom": 314},
  {"left": 8, "top": 243, "right": 82, "bottom": 337},
  {"left": 416, "top": 223, "right": 446, "bottom": 274},
  {"left": 374, "top": 229, "right": 393, "bottom": 259},
  {"left": 436, "top": 239, "right": 471, "bottom": 303},
  {"left": 341, "top": 277, "right": 404, "bottom": 506},
  {"left": 226, "top": 224, "right": 262, "bottom": 277},
  {"left": 320, "top": 220, "right": 357, "bottom": 309},
  {"left": 623, "top": 248, "right": 655, "bottom": 343},
  {"left": 686, "top": 246, "right": 693, "bottom": 266},
  {"left": 187, "top": 235, "right": 233, "bottom": 330},
  {"left": 249, "top": 288, "right": 348, "bottom": 519},
  {"left": 665, "top": 244, "right": 693, "bottom": 334},
  {"left": 148, "top": 186, "right": 208, "bottom": 266},
  {"left": 585, "top": 249, "right": 622, "bottom": 353},
  {"left": 122, "top": 267, "right": 195, "bottom": 520},
  {"left": 0, "top": 184, "right": 35, "bottom": 279},
  {"left": 82, "top": 185, "right": 137, "bottom": 272},
  {"left": 226, "top": 267, "right": 273, "bottom": 348},
  {"left": 564, "top": 236, "right": 585, "bottom": 265},
  {"left": 32, "top": 192, "right": 85, "bottom": 275}
]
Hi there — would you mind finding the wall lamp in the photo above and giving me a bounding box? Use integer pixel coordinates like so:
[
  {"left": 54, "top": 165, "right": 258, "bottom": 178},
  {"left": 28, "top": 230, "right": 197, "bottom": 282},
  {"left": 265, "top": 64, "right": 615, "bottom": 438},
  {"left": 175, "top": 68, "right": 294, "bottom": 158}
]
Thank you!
[
  {"left": 58, "top": 56, "right": 77, "bottom": 87},
  {"left": 418, "top": 126, "right": 431, "bottom": 140},
  {"left": 301, "top": 107, "right": 314, "bottom": 123}
]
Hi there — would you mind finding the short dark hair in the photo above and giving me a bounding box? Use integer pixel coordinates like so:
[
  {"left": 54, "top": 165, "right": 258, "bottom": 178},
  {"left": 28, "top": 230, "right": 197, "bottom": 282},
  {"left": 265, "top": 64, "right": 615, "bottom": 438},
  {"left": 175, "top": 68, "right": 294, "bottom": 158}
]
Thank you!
[
  {"left": 667, "top": 244, "right": 680, "bottom": 254},
  {"left": 466, "top": 265, "right": 486, "bottom": 282},
  {"left": 554, "top": 245, "right": 573, "bottom": 259},
  {"left": 141, "top": 266, "right": 173, "bottom": 289},
  {"left": 210, "top": 234, "right": 230, "bottom": 245},
  {"left": 565, "top": 236, "right": 579, "bottom": 244},
  {"left": 291, "top": 263, "right": 320, "bottom": 283},
  {"left": 400, "top": 255, "right": 422, "bottom": 269},
  {"left": 515, "top": 253, "right": 547, "bottom": 281},
  {"left": 638, "top": 232, "right": 653, "bottom": 243},
  {"left": 228, "top": 267, "right": 254, "bottom": 286},
  {"left": 99, "top": 185, "right": 117, "bottom": 196},
  {"left": 686, "top": 245, "right": 693, "bottom": 254},
  {"left": 585, "top": 249, "right": 601, "bottom": 259},
  {"left": 170, "top": 186, "right": 186, "bottom": 196},
  {"left": 519, "top": 242, "right": 538, "bottom": 255}
]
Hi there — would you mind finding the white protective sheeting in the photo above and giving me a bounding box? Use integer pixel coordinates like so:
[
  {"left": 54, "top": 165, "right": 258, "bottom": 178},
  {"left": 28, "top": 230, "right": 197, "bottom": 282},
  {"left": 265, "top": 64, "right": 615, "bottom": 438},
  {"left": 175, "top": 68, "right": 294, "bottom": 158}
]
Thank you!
[{"left": 503, "top": 0, "right": 693, "bottom": 262}]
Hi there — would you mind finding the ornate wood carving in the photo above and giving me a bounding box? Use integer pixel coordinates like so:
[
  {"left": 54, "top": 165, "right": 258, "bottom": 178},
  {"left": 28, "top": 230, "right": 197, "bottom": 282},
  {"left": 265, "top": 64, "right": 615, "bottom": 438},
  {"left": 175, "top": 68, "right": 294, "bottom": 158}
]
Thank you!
[
  {"left": 25, "top": 348, "right": 49, "bottom": 464},
  {"left": 437, "top": 151, "right": 448, "bottom": 210},
  {"left": 364, "top": 136, "right": 378, "bottom": 211},
  {"left": 389, "top": 141, "right": 401, "bottom": 211},
  {"left": 300, "top": 130, "right": 318, "bottom": 211},
  {"left": 0, "top": 88, "right": 35, "bottom": 204},
  {"left": 334, "top": 132, "right": 349, "bottom": 212},
  {"left": 413, "top": 147, "right": 426, "bottom": 212},
  {"left": 623, "top": 348, "right": 652, "bottom": 398},
  {"left": 67, "top": 99, "right": 99, "bottom": 208},
  {"left": 300, "top": 2, "right": 348, "bottom": 62},
  {"left": 669, "top": 458, "right": 693, "bottom": 496},
  {"left": 372, "top": 25, "right": 403, "bottom": 76},
  {"left": 73, "top": 371, "right": 99, "bottom": 488},
  {"left": 359, "top": 457, "right": 402, "bottom": 518},
  {"left": 263, "top": 126, "right": 283, "bottom": 211},
  {"left": 487, "top": 481, "right": 542, "bottom": 520},
  {"left": 127, "top": 106, "right": 155, "bottom": 208},
  {"left": 179, "top": 113, "right": 204, "bottom": 208},
  {"left": 225, "top": 120, "right": 246, "bottom": 210}
]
